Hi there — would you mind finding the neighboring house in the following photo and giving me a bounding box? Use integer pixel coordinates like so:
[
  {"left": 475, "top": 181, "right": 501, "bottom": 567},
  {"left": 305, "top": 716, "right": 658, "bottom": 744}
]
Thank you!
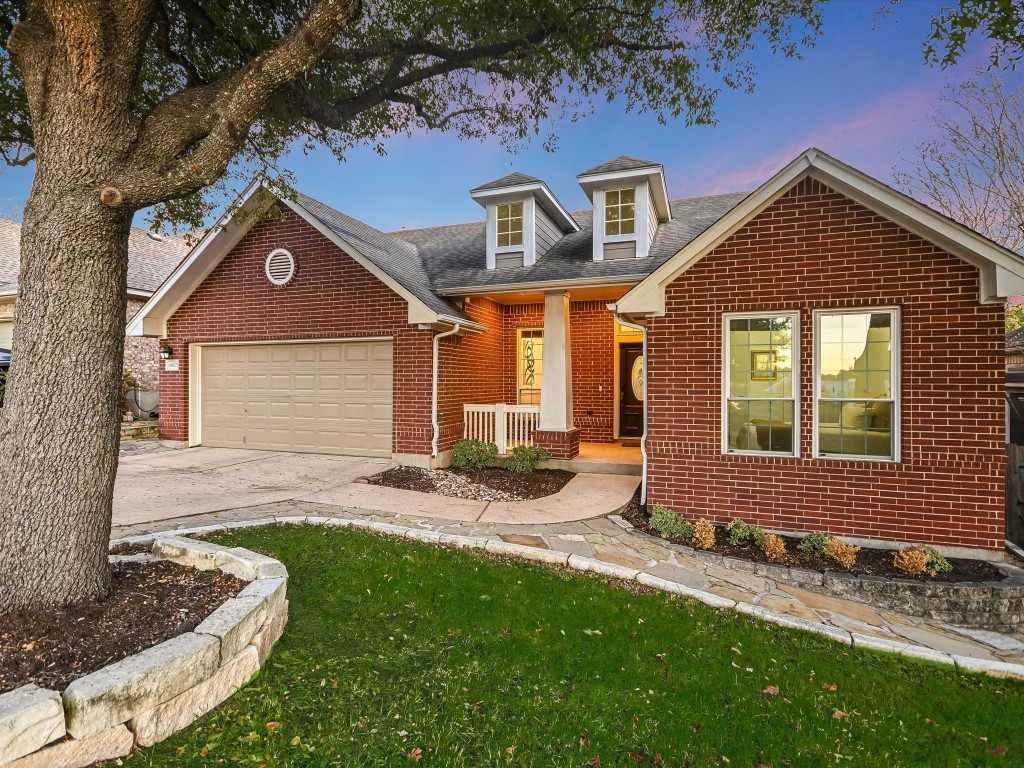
[
  {"left": 129, "top": 148, "right": 1024, "bottom": 555},
  {"left": 0, "top": 219, "right": 190, "bottom": 393}
]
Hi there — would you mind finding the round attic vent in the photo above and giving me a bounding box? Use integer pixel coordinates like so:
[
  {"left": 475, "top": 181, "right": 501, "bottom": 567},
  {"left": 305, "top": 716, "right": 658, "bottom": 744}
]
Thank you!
[{"left": 265, "top": 248, "right": 295, "bottom": 286}]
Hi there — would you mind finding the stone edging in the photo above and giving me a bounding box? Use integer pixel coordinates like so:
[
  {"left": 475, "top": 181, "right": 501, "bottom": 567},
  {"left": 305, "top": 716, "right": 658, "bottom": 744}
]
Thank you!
[
  {"left": 123, "top": 516, "right": 1024, "bottom": 681},
  {"left": 614, "top": 520, "right": 1024, "bottom": 633},
  {"left": 0, "top": 541, "right": 289, "bottom": 768}
]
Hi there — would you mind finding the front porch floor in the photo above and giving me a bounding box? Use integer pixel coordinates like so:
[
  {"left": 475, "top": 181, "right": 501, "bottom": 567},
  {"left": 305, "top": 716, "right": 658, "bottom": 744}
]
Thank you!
[{"left": 538, "top": 441, "right": 642, "bottom": 476}]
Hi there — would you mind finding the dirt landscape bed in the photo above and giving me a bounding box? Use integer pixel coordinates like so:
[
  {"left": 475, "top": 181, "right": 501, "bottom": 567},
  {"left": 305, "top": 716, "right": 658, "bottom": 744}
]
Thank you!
[{"left": 368, "top": 466, "right": 575, "bottom": 501}]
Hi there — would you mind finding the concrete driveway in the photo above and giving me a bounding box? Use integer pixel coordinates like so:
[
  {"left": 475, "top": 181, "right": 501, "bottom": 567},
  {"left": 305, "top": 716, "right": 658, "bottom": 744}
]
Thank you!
[{"left": 114, "top": 447, "right": 393, "bottom": 526}]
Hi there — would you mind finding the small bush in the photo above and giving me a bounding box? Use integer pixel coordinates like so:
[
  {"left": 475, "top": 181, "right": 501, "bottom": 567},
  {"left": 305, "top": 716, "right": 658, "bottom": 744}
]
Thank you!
[
  {"left": 824, "top": 538, "right": 860, "bottom": 570},
  {"left": 503, "top": 444, "right": 550, "bottom": 474},
  {"left": 650, "top": 503, "right": 694, "bottom": 539},
  {"left": 760, "top": 534, "right": 787, "bottom": 562},
  {"left": 893, "top": 547, "right": 930, "bottom": 576},
  {"left": 693, "top": 518, "right": 716, "bottom": 550},
  {"left": 452, "top": 439, "right": 499, "bottom": 469},
  {"left": 893, "top": 544, "right": 952, "bottom": 577},
  {"left": 727, "top": 519, "right": 765, "bottom": 547},
  {"left": 921, "top": 545, "right": 952, "bottom": 574},
  {"left": 798, "top": 531, "right": 832, "bottom": 558}
]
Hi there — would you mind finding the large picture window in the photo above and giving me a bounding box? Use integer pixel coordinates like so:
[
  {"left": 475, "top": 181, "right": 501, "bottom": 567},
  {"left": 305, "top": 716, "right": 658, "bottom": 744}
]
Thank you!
[
  {"left": 604, "top": 187, "right": 635, "bottom": 236},
  {"left": 814, "top": 308, "right": 899, "bottom": 460},
  {"left": 517, "top": 329, "right": 543, "bottom": 405},
  {"left": 724, "top": 313, "right": 799, "bottom": 455},
  {"left": 496, "top": 202, "right": 523, "bottom": 247}
]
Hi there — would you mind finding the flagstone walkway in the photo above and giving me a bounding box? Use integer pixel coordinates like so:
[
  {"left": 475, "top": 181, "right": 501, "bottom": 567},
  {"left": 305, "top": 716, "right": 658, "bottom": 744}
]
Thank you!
[{"left": 112, "top": 494, "right": 1024, "bottom": 678}]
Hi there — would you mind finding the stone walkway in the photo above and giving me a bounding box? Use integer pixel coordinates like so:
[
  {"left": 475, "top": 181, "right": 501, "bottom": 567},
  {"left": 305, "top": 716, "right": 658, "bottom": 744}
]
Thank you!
[{"left": 112, "top": 496, "right": 1024, "bottom": 678}]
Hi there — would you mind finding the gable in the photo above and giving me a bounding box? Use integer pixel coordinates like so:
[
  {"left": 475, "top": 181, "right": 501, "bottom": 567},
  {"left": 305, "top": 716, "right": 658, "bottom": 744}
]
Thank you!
[{"left": 616, "top": 148, "right": 1024, "bottom": 316}]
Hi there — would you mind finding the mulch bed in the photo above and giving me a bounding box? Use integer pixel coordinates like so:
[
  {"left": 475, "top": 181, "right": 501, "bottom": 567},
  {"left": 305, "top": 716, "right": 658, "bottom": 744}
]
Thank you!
[
  {"left": 621, "top": 490, "right": 1005, "bottom": 583},
  {"left": 368, "top": 466, "right": 575, "bottom": 501},
  {"left": 0, "top": 560, "right": 245, "bottom": 694}
]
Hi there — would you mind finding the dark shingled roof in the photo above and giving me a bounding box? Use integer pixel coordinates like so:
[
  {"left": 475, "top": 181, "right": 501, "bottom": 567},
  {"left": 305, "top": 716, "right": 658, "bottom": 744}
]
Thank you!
[
  {"left": 0, "top": 218, "right": 191, "bottom": 296},
  {"left": 470, "top": 172, "right": 545, "bottom": 193},
  {"left": 292, "top": 193, "right": 470, "bottom": 321},
  {"left": 392, "top": 192, "right": 750, "bottom": 292},
  {"left": 578, "top": 155, "right": 663, "bottom": 177}
]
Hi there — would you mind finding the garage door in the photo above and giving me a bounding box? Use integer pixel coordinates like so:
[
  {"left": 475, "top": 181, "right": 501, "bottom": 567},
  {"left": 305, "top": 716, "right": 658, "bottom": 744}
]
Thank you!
[
  {"left": 199, "top": 341, "right": 393, "bottom": 457},
  {"left": 0, "top": 321, "right": 12, "bottom": 350}
]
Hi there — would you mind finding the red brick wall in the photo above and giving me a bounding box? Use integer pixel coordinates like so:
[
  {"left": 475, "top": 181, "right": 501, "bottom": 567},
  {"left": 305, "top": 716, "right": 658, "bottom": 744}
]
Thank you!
[
  {"left": 159, "top": 205, "right": 435, "bottom": 455},
  {"left": 501, "top": 300, "right": 616, "bottom": 442},
  {"left": 646, "top": 179, "right": 1006, "bottom": 551}
]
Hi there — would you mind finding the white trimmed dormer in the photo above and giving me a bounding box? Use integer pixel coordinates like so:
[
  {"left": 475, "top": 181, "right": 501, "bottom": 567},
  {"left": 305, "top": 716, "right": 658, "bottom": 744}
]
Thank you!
[
  {"left": 577, "top": 156, "right": 672, "bottom": 261},
  {"left": 470, "top": 172, "right": 579, "bottom": 270}
]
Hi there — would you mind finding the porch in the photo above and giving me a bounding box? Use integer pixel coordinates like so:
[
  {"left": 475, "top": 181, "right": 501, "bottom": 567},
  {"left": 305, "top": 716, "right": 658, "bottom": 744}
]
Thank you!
[
  {"left": 463, "top": 403, "right": 642, "bottom": 476},
  {"left": 451, "top": 286, "right": 645, "bottom": 471}
]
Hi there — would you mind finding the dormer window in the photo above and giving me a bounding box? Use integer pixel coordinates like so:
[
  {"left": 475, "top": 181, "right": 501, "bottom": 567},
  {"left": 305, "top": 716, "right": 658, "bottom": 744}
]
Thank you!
[
  {"left": 496, "top": 202, "right": 524, "bottom": 247},
  {"left": 470, "top": 172, "right": 579, "bottom": 270},
  {"left": 604, "top": 188, "right": 635, "bottom": 237},
  {"left": 578, "top": 156, "right": 672, "bottom": 262}
]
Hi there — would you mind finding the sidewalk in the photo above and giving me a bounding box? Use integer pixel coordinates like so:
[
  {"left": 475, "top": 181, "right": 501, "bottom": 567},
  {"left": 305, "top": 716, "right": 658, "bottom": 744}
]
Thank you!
[{"left": 112, "top": 493, "right": 1024, "bottom": 676}]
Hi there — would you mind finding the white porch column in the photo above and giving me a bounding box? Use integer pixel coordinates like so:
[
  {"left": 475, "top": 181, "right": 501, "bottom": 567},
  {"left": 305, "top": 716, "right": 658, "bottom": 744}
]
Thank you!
[{"left": 539, "top": 290, "right": 573, "bottom": 432}]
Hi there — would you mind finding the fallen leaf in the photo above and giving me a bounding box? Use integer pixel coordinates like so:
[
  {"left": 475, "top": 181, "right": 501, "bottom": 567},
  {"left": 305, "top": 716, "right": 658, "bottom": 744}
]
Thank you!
[
  {"left": 290, "top": 736, "right": 301, "bottom": 746},
  {"left": 266, "top": 722, "right": 280, "bottom": 730},
  {"left": 589, "top": 757, "right": 602, "bottom": 768},
  {"left": 992, "top": 745, "right": 1009, "bottom": 756},
  {"left": 200, "top": 745, "right": 209, "bottom": 757},
  {"left": 407, "top": 747, "right": 423, "bottom": 761},
  {"left": 761, "top": 686, "right": 780, "bottom": 695},
  {"left": 822, "top": 683, "right": 837, "bottom": 691},
  {"left": 628, "top": 752, "right": 645, "bottom": 762},
  {"left": 924, "top": 718, "right": 936, "bottom": 726},
  {"left": 832, "top": 709, "right": 848, "bottom": 719}
]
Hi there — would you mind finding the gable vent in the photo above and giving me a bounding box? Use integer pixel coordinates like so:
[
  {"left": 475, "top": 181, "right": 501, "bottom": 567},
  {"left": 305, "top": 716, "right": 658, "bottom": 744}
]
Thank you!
[{"left": 265, "top": 248, "right": 296, "bottom": 286}]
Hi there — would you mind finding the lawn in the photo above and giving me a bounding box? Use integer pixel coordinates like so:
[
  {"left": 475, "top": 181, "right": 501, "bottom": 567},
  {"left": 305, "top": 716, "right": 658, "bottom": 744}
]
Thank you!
[{"left": 135, "top": 525, "right": 1023, "bottom": 767}]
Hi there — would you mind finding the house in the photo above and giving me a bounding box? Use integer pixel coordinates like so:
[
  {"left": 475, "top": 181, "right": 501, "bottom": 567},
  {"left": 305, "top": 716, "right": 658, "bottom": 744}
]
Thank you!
[
  {"left": 128, "top": 149, "right": 1024, "bottom": 556},
  {"left": 0, "top": 219, "right": 191, "bottom": 398}
]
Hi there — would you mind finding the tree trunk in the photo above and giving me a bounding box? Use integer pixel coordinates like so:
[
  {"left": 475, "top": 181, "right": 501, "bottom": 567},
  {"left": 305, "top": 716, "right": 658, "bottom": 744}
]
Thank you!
[{"left": 0, "top": 190, "right": 132, "bottom": 611}]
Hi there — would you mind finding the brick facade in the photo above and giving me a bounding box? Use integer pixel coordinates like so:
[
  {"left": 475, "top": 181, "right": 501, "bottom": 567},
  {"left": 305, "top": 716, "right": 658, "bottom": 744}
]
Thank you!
[
  {"left": 645, "top": 179, "right": 1006, "bottom": 552},
  {"left": 158, "top": 205, "right": 435, "bottom": 456}
]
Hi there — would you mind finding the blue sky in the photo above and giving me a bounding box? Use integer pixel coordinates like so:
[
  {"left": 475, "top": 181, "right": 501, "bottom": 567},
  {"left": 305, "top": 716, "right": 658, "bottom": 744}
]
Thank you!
[{"left": 1, "top": 0, "right": 1021, "bottom": 230}]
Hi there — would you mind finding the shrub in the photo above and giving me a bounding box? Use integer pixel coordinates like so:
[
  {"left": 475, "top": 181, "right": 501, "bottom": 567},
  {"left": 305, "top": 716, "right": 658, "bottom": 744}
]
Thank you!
[
  {"left": 760, "top": 534, "right": 787, "bottom": 562},
  {"left": 693, "top": 518, "right": 716, "bottom": 550},
  {"left": 893, "top": 544, "right": 952, "bottom": 577},
  {"left": 726, "top": 519, "right": 765, "bottom": 547},
  {"left": 893, "top": 547, "right": 930, "bottom": 576},
  {"left": 650, "top": 503, "right": 694, "bottom": 539},
  {"left": 452, "top": 439, "right": 499, "bottom": 469},
  {"left": 824, "top": 538, "right": 860, "bottom": 570},
  {"left": 504, "top": 445, "right": 551, "bottom": 474},
  {"left": 798, "top": 531, "right": 832, "bottom": 558}
]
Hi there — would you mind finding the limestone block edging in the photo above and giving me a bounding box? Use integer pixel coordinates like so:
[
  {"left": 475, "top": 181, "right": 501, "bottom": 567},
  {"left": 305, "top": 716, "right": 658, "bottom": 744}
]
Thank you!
[{"left": 0, "top": 539, "right": 288, "bottom": 768}]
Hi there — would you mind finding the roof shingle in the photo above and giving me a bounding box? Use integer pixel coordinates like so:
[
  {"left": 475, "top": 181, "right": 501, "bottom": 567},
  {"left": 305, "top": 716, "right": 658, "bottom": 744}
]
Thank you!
[
  {"left": 470, "top": 172, "right": 544, "bottom": 193},
  {"left": 578, "top": 155, "right": 662, "bottom": 177}
]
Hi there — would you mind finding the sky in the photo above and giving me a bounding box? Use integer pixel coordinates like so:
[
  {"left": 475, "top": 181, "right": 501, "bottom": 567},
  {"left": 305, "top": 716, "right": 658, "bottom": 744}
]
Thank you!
[{"left": 1, "top": 0, "right": 1022, "bottom": 231}]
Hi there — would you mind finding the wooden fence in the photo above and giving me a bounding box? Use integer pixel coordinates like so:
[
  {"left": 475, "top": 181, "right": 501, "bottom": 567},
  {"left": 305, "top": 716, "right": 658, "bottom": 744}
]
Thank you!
[{"left": 1007, "top": 443, "right": 1024, "bottom": 547}]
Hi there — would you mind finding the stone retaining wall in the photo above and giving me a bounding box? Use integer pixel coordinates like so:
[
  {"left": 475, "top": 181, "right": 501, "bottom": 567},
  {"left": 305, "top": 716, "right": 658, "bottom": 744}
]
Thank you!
[
  {"left": 0, "top": 539, "right": 288, "bottom": 768},
  {"left": 628, "top": 528, "right": 1024, "bottom": 633}
]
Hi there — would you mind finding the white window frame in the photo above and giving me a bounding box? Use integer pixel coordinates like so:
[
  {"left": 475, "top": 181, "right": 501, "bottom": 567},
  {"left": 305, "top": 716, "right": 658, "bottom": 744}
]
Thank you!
[
  {"left": 603, "top": 187, "right": 637, "bottom": 239},
  {"left": 496, "top": 202, "right": 524, "bottom": 249},
  {"left": 722, "top": 310, "right": 801, "bottom": 457},
  {"left": 812, "top": 306, "right": 901, "bottom": 462}
]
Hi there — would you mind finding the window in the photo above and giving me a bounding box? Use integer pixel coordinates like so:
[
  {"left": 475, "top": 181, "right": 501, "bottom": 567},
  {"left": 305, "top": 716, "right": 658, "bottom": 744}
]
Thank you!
[
  {"left": 814, "top": 309, "right": 898, "bottom": 460},
  {"left": 604, "top": 187, "right": 635, "bottom": 236},
  {"left": 724, "top": 313, "right": 798, "bottom": 455},
  {"left": 517, "top": 329, "right": 543, "bottom": 405},
  {"left": 496, "top": 202, "right": 523, "bottom": 247}
]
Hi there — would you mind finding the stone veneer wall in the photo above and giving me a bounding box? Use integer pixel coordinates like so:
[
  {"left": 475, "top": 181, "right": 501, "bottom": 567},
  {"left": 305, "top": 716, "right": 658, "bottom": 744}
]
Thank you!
[
  {"left": 0, "top": 538, "right": 288, "bottom": 767},
  {"left": 124, "top": 299, "right": 162, "bottom": 392}
]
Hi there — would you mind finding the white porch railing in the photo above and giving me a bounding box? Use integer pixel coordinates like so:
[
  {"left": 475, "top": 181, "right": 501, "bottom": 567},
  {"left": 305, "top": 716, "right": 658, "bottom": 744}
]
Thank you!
[{"left": 463, "top": 403, "right": 541, "bottom": 454}]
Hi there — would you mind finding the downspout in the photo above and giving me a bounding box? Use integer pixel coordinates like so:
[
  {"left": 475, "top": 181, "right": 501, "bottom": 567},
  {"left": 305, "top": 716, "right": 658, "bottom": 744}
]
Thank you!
[
  {"left": 431, "top": 323, "right": 461, "bottom": 459},
  {"left": 613, "top": 310, "right": 649, "bottom": 514}
]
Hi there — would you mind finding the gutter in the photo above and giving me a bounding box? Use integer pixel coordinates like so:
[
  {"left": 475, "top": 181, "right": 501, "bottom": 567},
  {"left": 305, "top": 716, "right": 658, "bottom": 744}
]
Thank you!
[
  {"left": 612, "top": 308, "right": 649, "bottom": 513},
  {"left": 431, "top": 323, "right": 461, "bottom": 458}
]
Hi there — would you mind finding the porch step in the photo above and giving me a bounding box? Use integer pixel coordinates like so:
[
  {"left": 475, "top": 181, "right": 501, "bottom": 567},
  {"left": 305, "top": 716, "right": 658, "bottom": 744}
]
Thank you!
[{"left": 536, "top": 457, "right": 642, "bottom": 476}]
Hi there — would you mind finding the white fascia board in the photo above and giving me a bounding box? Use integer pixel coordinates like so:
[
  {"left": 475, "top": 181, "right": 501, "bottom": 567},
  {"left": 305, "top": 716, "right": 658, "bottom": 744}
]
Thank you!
[
  {"left": 278, "top": 198, "right": 446, "bottom": 327},
  {"left": 577, "top": 166, "right": 671, "bottom": 221},
  {"left": 126, "top": 181, "right": 270, "bottom": 337},
  {"left": 435, "top": 274, "right": 644, "bottom": 297},
  {"left": 470, "top": 182, "right": 579, "bottom": 233}
]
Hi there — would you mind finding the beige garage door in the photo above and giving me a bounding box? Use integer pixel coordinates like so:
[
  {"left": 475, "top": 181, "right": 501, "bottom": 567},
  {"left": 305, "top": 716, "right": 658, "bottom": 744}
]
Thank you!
[
  {"left": 200, "top": 341, "right": 393, "bottom": 457},
  {"left": 0, "top": 321, "right": 12, "bottom": 350}
]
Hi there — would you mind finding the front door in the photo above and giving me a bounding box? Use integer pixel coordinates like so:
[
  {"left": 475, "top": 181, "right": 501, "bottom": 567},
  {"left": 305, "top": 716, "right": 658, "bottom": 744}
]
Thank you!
[{"left": 619, "top": 343, "right": 644, "bottom": 438}]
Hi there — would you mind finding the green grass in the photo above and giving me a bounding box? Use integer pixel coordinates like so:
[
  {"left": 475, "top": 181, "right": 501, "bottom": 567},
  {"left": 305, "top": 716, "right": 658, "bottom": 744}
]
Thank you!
[{"left": 135, "top": 525, "right": 1023, "bottom": 767}]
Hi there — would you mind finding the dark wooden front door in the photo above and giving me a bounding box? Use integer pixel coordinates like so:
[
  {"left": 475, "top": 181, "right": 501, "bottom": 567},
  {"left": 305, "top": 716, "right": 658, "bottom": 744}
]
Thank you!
[{"left": 619, "top": 343, "right": 644, "bottom": 438}]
